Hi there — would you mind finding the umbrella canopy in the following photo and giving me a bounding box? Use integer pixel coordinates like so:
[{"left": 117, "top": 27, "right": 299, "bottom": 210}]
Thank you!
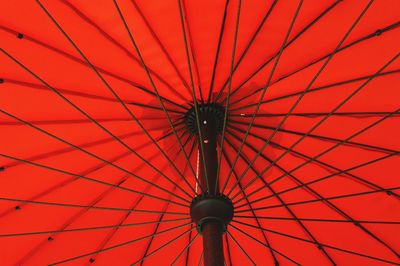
[{"left": 1, "top": 0, "right": 400, "bottom": 265}]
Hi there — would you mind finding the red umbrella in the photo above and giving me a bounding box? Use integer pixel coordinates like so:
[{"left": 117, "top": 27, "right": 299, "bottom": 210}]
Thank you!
[{"left": 1, "top": 0, "right": 399, "bottom": 265}]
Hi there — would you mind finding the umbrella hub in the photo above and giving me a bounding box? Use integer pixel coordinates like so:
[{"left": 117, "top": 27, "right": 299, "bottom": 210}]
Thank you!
[
  {"left": 184, "top": 103, "right": 226, "bottom": 135},
  {"left": 190, "top": 193, "right": 234, "bottom": 233}
]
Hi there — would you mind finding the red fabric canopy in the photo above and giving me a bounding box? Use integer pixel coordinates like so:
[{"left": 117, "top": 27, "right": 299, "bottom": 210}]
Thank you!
[{"left": 0, "top": 0, "right": 399, "bottom": 265}]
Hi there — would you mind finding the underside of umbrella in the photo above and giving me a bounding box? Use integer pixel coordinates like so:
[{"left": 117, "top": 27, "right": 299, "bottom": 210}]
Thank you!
[{"left": 1, "top": 0, "right": 400, "bottom": 265}]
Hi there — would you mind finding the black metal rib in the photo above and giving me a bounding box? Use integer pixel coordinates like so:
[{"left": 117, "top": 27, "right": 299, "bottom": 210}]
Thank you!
[
  {"left": 224, "top": 134, "right": 336, "bottom": 264},
  {"left": 1, "top": 50, "right": 196, "bottom": 199},
  {"left": 207, "top": 0, "right": 229, "bottom": 103},
  {"left": 232, "top": 221, "right": 400, "bottom": 265},
  {"left": 128, "top": 0, "right": 192, "bottom": 95},
  {"left": 228, "top": 13, "right": 397, "bottom": 199},
  {"left": 229, "top": 225, "right": 301, "bottom": 265},
  {"left": 227, "top": 19, "right": 400, "bottom": 106},
  {"left": 0, "top": 197, "right": 189, "bottom": 215},
  {"left": 112, "top": 0, "right": 202, "bottom": 194},
  {"left": 184, "top": 227, "right": 193, "bottom": 266},
  {"left": 226, "top": 231, "right": 256, "bottom": 265},
  {"left": 171, "top": 231, "right": 199, "bottom": 265},
  {"left": 235, "top": 187, "right": 400, "bottom": 213},
  {"left": 176, "top": 0, "right": 210, "bottom": 192},
  {"left": 232, "top": 107, "right": 400, "bottom": 203},
  {"left": 229, "top": 139, "right": 400, "bottom": 259},
  {"left": 198, "top": 251, "right": 204, "bottom": 266},
  {"left": 230, "top": 119, "right": 398, "bottom": 155},
  {"left": 231, "top": 111, "right": 400, "bottom": 118},
  {"left": 181, "top": 0, "right": 205, "bottom": 103},
  {"left": 131, "top": 227, "right": 195, "bottom": 265},
  {"left": 221, "top": 147, "right": 279, "bottom": 265},
  {"left": 240, "top": 151, "right": 400, "bottom": 209},
  {"left": 59, "top": 0, "right": 188, "bottom": 101},
  {"left": 235, "top": 216, "right": 400, "bottom": 224},
  {"left": 0, "top": 218, "right": 190, "bottom": 238},
  {"left": 212, "top": 0, "right": 278, "bottom": 102},
  {"left": 92, "top": 137, "right": 195, "bottom": 265},
  {"left": 228, "top": 124, "right": 400, "bottom": 203},
  {"left": 37, "top": 0, "right": 199, "bottom": 196},
  {"left": 48, "top": 222, "right": 192, "bottom": 265},
  {"left": 0, "top": 108, "right": 192, "bottom": 203},
  {"left": 0, "top": 152, "right": 190, "bottom": 207},
  {"left": 215, "top": 0, "right": 342, "bottom": 103},
  {"left": 230, "top": 69, "right": 400, "bottom": 111},
  {"left": 221, "top": 0, "right": 304, "bottom": 194},
  {"left": 0, "top": 26, "right": 187, "bottom": 110},
  {"left": 216, "top": 0, "right": 242, "bottom": 194}
]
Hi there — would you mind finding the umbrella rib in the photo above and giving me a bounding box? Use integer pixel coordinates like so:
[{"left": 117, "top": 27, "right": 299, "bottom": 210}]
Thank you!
[
  {"left": 112, "top": 0, "right": 202, "bottom": 194},
  {"left": 230, "top": 119, "right": 398, "bottom": 155},
  {"left": 221, "top": 147, "right": 280, "bottom": 265},
  {"left": 181, "top": 0, "right": 205, "bottom": 103},
  {"left": 235, "top": 216, "right": 400, "bottom": 224},
  {"left": 0, "top": 197, "right": 189, "bottom": 215},
  {"left": 15, "top": 146, "right": 183, "bottom": 264},
  {"left": 212, "top": 0, "right": 279, "bottom": 102},
  {"left": 228, "top": 124, "right": 400, "bottom": 205},
  {"left": 171, "top": 231, "right": 200, "bottom": 265},
  {"left": 206, "top": 0, "right": 230, "bottom": 104},
  {"left": 0, "top": 27, "right": 187, "bottom": 110},
  {"left": 227, "top": 2, "right": 393, "bottom": 198},
  {"left": 0, "top": 218, "right": 190, "bottom": 238},
  {"left": 34, "top": 0, "right": 199, "bottom": 197},
  {"left": 176, "top": 0, "right": 212, "bottom": 192},
  {"left": 59, "top": 0, "right": 188, "bottom": 101},
  {"left": 128, "top": 0, "right": 192, "bottom": 95},
  {"left": 198, "top": 250, "right": 204, "bottom": 266},
  {"left": 227, "top": 19, "right": 400, "bottom": 106},
  {"left": 184, "top": 227, "right": 193, "bottom": 266},
  {"left": 232, "top": 221, "right": 400, "bottom": 265},
  {"left": 229, "top": 224, "right": 302, "bottom": 265},
  {"left": 0, "top": 108, "right": 192, "bottom": 204},
  {"left": 231, "top": 106, "right": 400, "bottom": 202},
  {"left": 229, "top": 143, "right": 400, "bottom": 258},
  {"left": 131, "top": 226, "right": 195, "bottom": 265},
  {"left": 0, "top": 51, "right": 194, "bottom": 199},
  {"left": 47, "top": 222, "right": 191, "bottom": 265},
  {"left": 86, "top": 137, "right": 195, "bottom": 264},
  {"left": 215, "top": 0, "right": 242, "bottom": 195},
  {"left": 0, "top": 78, "right": 184, "bottom": 114},
  {"left": 226, "top": 231, "right": 256, "bottom": 266},
  {"left": 0, "top": 152, "right": 191, "bottom": 207},
  {"left": 224, "top": 134, "right": 336, "bottom": 264},
  {"left": 231, "top": 69, "right": 400, "bottom": 111},
  {"left": 221, "top": 0, "right": 304, "bottom": 195},
  {"left": 215, "top": 0, "right": 342, "bottom": 103},
  {"left": 240, "top": 151, "right": 400, "bottom": 212},
  {"left": 231, "top": 111, "right": 400, "bottom": 118},
  {"left": 235, "top": 187, "right": 400, "bottom": 213},
  {"left": 138, "top": 139, "right": 196, "bottom": 264}
]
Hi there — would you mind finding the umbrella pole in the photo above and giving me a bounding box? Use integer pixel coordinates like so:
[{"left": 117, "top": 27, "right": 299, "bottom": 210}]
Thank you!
[
  {"left": 198, "top": 114, "right": 224, "bottom": 266},
  {"left": 187, "top": 104, "right": 233, "bottom": 266}
]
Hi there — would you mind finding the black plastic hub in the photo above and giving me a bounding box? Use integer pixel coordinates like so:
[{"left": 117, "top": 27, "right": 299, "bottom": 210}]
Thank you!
[
  {"left": 190, "top": 193, "right": 234, "bottom": 234},
  {"left": 184, "top": 103, "right": 226, "bottom": 135}
]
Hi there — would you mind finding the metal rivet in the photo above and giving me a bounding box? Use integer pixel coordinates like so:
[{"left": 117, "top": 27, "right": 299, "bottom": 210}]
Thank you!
[
  {"left": 15, "top": 206, "right": 21, "bottom": 210},
  {"left": 203, "top": 120, "right": 207, "bottom": 124},
  {"left": 48, "top": 236, "right": 54, "bottom": 241},
  {"left": 0, "top": 167, "right": 4, "bottom": 171},
  {"left": 17, "top": 33, "right": 24, "bottom": 39},
  {"left": 240, "top": 113, "right": 245, "bottom": 116},
  {"left": 89, "top": 258, "right": 95, "bottom": 263},
  {"left": 204, "top": 139, "right": 209, "bottom": 143},
  {"left": 0, "top": 79, "right": 4, "bottom": 84}
]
